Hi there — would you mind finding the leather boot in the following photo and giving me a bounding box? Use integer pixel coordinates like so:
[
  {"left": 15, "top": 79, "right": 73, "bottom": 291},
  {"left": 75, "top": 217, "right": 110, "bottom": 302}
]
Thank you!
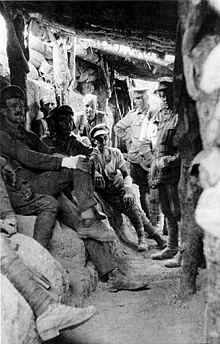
[
  {"left": 138, "top": 235, "right": 148, "bottom": 251},
  {"left": 164, "top": 249, "right": 182, "bottom": 268},
  {"left": 151, "top": 232, "right": 167, "bottom": 250},
  {"left": 36, "top": 304, "right": 96, "bottom": 341},
  {"left": 151, "top": 247, "right": 178, "bottom": 260},
  {"left": 1, "top": 237, "right": 97, "bottom": 342},
  {"left": 77, "top": 218, "right": 116, "bottom": 242}
]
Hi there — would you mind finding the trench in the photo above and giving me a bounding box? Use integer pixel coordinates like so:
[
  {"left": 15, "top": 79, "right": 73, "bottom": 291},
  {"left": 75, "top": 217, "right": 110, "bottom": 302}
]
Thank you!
[{"left": 51, "top": 245, "right": 207, "bottom": 344}]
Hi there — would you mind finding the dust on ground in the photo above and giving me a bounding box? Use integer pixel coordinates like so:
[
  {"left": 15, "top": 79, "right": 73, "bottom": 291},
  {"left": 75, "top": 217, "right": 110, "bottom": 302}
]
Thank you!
[{"left": 52, "top": 246, "right": 207, "bottom": 344}]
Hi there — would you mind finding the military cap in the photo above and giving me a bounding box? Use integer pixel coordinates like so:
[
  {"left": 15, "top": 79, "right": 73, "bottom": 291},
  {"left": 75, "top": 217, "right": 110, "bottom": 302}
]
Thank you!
[
  {"left": 0, "top": 85, "right": 25, "bottom": 106},
  {"left": 47, "top": 105, "right": 73, "bottom": 120},
  {"left": 130, "top": 86, "right": 148, "bottom": 94},
  {"left": 90, "top": 123, "right": 110, "bottom": 139},
  {"left": 157, "top": 77, "right": 173, "bottom": 92}
]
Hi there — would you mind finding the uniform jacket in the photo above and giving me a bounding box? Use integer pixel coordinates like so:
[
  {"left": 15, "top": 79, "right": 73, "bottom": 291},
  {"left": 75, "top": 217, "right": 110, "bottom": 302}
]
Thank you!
[
  {"left": 151, "top": 104, "right": 180, "bottom": 187},
  {"left": 0, "top": 172, "right": 14, "bottom": 220},
  {"left": 114, "top": 108, "right": 150, "bottom": 165},
  {"left": 0, "top": 118, "right": 62, "bottom": 185}
]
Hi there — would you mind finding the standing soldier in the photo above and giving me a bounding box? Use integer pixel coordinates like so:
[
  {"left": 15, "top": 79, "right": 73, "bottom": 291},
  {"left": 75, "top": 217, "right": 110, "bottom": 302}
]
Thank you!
[
  {"left": 114, "top": 88, "right": 151, "bottom": 218},
  {"left": 150, "top": 79, "right": 181, "bottom": 264}
]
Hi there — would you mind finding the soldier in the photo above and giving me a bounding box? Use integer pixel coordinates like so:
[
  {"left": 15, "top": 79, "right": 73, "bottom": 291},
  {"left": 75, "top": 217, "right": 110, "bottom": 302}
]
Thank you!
[
  {"left": 45, "top": 105, "right": 93, "bottom": 157},
  {"left": 75, "top": 93, "right": 111, "bottom": 145},
  {"left": 114, "top": 87, "right": 151, "bottom": 218},
  {"left": 0, "top": 159, "right": 96, "bottom": 341},
  {"left": 31, "top": 95, "right": 56, "bottom": 139},
  {"left": 0, "top": 85, "right": 103, "bottom": 248},
  {"left": 89, "top": 123, "right": 167, "bottom": 251},
  {"left": 150, "top": 79, "right": 181, "bottom": 263}
]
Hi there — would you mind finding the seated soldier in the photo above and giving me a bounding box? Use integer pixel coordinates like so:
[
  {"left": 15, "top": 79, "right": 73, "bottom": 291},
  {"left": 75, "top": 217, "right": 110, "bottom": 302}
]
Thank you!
[
  {"left": 0, "top": 168, "right": 96, "bottom": 342},
  {"left": 0, "top": 156, "right": 58, "bottom": 249},
  {"left": 89, "top": 124, "right": 167, "bottom": 252},
  {"left": 45, "top": 105, "right": 93, "bottom": 157},
  {"left": 0, "top": 85, "right": 104, "bottom": 245}
]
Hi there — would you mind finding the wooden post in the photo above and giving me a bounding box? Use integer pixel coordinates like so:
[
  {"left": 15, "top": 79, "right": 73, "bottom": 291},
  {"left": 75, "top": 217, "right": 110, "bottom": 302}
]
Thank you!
[
  {"left": 1, "top": 3, "right": 29, "bottom": 94},
  {"left": 173, "top": 16, "right": 203, "bottom": 297}
]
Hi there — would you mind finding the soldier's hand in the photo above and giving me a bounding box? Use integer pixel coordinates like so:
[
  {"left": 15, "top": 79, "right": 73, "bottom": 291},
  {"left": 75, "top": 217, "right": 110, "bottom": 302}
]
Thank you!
[
  {"left": 61, "top": 155, "right": 86, "bottom": 169},
  {"left": 123, "top": 189, "right": 135, "bottom": 207},
  {"left": 95, "top": 171, "right": 105, "bottom": 189}
]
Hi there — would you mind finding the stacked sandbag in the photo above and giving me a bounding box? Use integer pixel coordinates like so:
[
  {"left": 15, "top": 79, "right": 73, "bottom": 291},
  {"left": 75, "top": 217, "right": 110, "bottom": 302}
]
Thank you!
[
  {"left": 1, "top": 274, "right": 40, "bottom": 344},
  {"left": 16, "top": 215, "right": 98, "bottom": 306},
  {"left": 10, "top": 232, "right": 69, "bottom": 303}
]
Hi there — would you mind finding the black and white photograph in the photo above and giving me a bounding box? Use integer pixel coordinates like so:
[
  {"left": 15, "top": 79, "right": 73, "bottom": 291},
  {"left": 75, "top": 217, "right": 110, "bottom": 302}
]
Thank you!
[{"left": 0, "top": 1, "right": 220, "bottom": 343}]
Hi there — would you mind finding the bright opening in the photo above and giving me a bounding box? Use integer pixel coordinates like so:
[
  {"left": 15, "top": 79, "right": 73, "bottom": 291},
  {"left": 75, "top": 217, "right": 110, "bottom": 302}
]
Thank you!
[{"left": 0, "top": 13, "right": 7, "bottom": 54}]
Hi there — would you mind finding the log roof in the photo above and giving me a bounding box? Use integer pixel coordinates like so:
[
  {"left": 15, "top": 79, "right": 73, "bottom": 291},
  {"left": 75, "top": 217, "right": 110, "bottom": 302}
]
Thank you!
[{"left": 7, "top": 1, "right": 178, "bottom": 79}]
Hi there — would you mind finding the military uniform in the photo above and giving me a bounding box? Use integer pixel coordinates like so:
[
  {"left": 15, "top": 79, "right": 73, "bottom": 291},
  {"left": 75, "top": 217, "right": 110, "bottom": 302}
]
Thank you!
[
  {"left": 114, "top": 108, "right": 151, "bottom": 218},
  {"left": 151, "top": 103, "right": 181, "bottom": 260}
]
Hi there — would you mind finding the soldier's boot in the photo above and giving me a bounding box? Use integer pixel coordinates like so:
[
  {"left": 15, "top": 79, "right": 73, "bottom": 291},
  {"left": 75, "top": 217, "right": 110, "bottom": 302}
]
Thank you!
[
  {"left": 151, "top": 247, "right": 178, "bottom": 260},
  {"left": 1, "top": 238, "right": 96, "bottom": 341},
  {"left": 136, "top": 225, "right": 148, "bottom": 251},
  {"left": 151, "top": 217, "right": 178, "bottom": 260},
  {"left": 36, "top": 304, "right": 96, "bottom": 341},
  {"left": 151, "top": 232, "right": 167, "bottom": 250},
  {"left": 164, "top": 249, "right": 182, "bottom": 268},
  {"left": 142, "top": 214, "right": 167, "bottom": 250},
  {"left": 138, "top": 235, "right": 148, "bottom": 251}
]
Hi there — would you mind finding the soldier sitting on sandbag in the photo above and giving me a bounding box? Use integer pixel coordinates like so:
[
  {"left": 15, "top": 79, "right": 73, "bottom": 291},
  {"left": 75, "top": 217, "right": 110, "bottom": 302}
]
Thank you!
[
  {"left": 0, "top": 164, "right": 96, "bottom": 342},
  {"left": 0, "top": 85, "right": 106, "bottom": 250},
  {"left": 41, "top": 105, "right": 131, "bottom": 280},
  {"left": 89, "top": 123, "right": 167, "bottom": 252}
]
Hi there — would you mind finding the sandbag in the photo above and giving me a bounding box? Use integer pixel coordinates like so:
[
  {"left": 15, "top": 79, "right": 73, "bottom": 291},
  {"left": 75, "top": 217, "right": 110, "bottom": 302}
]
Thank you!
[{"left": 1, "top": 273, "right": 40, "bottom": 344}]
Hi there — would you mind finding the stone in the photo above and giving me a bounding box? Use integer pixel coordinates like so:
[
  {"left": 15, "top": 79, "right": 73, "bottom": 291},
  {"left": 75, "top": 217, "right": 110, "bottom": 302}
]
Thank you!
[{"left": 1, "top": 273, "right": 40, "bottom": 344}]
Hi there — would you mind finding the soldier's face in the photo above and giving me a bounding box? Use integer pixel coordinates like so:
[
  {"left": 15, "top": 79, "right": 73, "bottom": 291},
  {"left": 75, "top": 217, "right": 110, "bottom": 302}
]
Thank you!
[
  {"left": 85, "top": 101, "right": 96, "bottom": 122},
  {"left": 95, "top": 134, "right": 109, "bottom": 150},
  {"left": 5, "top": 98, "right": 26, "bottom": 125},
  {"left": 133, "top": 92, "right": 148, "bottom": 110},
  {"left": 58, "top": 116, "right": 73, "bottom": 135}
]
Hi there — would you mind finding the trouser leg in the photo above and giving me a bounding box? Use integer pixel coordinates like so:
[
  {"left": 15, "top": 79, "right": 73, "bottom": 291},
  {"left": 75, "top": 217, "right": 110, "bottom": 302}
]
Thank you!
[
  {"left": 141, "top": 211, "right": 156, "bottom": 237},
  {"left": 0, "top": 236, "right": 53, "bottom": 317},
  {"left": 149, "top": 187, "right": 162, "bottom": 229},
  {"left": 100, "top": 189, "right": 144, "bottom": 239},
  {"left": 130, "top": 163, "right": 150, "bottom": 218},
  {"left": 166, "top": 217, "right": 179, "bottom": 249},
  {"left": 57, "top": 193, "right": 81, "bottom": 230},
  {"left": 116, "top": 197, "right": 145, "bottom": 241},
  {"left": 30, "top": 168, "right": 96, "bottom": 213},
  {"left": 159, "top": 184, "right": 180, "bottom": 250},
  {"left": 11, "top": 194, "right": 58, "bottom": 249}
]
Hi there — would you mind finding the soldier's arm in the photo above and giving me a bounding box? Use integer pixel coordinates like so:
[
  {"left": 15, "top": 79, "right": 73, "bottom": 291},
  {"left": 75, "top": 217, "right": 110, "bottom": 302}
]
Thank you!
[
  {"left": 0, "top": 131, "right": 62, "bottom": 171},
  {"left": 68, "top": 135, "right": 93, "bottom": 156},
  {"left": 114, "top": 112, "right": 132, "bottom": 141},
  {"left": 27, "top": 131, "right": 55, "bottom": 154}
]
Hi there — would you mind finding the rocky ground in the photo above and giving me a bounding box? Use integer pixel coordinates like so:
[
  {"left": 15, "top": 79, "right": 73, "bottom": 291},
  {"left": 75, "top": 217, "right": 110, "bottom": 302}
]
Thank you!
[{"left": 50, "top": 243, "right": 207, "bottom": 344}]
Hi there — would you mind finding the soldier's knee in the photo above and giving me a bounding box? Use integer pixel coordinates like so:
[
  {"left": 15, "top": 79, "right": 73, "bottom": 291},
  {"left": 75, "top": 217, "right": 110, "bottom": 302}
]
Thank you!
[{"left": 43, "top": 196, "right": 58, "bottom": 213}]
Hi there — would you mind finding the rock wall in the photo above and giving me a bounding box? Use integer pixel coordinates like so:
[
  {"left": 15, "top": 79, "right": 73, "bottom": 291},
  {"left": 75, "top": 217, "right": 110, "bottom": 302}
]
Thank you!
[{"left": 178, "top": 0, "right": 220, "bottom": 341}]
